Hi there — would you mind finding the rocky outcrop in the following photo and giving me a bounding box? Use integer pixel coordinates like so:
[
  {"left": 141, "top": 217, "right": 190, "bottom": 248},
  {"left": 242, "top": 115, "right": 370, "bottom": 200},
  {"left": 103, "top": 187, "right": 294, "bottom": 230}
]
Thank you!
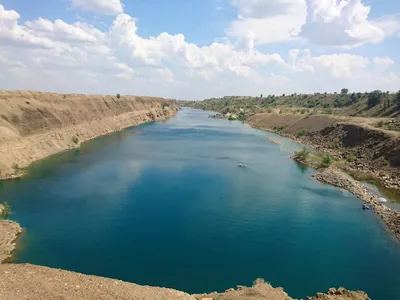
[
  {"left": 0, "top": 265, "right": 369, "bottom": 300},
  {"left": 194, "top": 279, "right": 292, "bottom": 300},
  {"left": 0, "top": 91, "right": 179, "bottom": 179},
  {"left": 306, "top": 123, "right": 400, "bottom": 189},
  {"left": 313, "top": 168, "right": 400, "bottom": 240},
  {"left": 0, "top": 220, "right": 22, "bottom": 263},
  {"left": 306, "top": 287, "right": 369, "bottom": 300}
]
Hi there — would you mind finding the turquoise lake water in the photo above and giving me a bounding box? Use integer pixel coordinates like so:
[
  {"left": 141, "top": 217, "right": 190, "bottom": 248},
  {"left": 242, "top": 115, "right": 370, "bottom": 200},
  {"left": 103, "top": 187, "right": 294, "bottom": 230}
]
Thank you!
[{"left": 1, "top": 108, "right": 400, "bottom": 299}]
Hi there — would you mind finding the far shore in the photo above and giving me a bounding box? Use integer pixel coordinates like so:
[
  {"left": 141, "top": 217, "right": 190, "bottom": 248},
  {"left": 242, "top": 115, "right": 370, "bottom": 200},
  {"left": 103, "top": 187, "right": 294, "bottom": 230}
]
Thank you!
[
  {"left": 246, "top": 118, "right": 400, "bottom": 241},
  {"left": 197, "top": 107, "right": 400, "bottom": 241}
]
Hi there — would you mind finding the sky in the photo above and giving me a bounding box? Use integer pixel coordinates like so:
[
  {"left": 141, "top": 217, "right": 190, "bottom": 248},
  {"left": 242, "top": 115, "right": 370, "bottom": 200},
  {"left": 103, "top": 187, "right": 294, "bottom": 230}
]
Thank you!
[{"left": 0, "top": 0, "right": 399, "bottom": 100}]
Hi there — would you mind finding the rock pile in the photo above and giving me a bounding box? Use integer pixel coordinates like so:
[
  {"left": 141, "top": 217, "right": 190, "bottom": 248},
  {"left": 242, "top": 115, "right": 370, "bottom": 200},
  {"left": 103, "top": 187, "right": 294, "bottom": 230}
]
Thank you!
[{"left": 313, "top": 168, "right": 400, "bottom": 240}]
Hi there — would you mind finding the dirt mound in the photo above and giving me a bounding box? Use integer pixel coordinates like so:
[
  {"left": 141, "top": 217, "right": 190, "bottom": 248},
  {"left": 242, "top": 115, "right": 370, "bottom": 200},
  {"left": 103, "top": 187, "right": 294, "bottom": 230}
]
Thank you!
[{"left": 0, "top": 91, "right": 178, "bottom": 179}]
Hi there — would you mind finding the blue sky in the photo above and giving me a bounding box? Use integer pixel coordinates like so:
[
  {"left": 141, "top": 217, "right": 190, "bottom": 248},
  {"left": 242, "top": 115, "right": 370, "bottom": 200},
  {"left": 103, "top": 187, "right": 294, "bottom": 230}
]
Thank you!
[{"left": 0, "top": 0, "right": 399, "bottom": 99}]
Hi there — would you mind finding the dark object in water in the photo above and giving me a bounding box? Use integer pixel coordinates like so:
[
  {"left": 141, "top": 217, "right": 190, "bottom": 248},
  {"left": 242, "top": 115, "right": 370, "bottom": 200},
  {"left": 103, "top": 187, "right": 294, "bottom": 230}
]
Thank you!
[
  {"left": 362, "top": 204, "right": 370, "bottom": 210},
  {"left": 238, "top": 164, "right": 245, "bottom": 168}
]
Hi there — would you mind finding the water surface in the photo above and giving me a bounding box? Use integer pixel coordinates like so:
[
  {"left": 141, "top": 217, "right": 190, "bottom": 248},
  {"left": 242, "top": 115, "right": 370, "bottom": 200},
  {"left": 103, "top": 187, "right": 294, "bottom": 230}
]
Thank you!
[{"left": 2, "top": 108, "right": 400, "bottom": 300}]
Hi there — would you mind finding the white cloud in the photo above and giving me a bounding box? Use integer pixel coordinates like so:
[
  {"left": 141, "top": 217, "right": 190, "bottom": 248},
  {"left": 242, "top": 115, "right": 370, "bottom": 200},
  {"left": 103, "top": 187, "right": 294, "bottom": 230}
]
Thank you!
[
  {"left": 0, "top": 5, "right": 55, "bottom": 48},
  {"left": 294, "top": 51, "right": 369, "bottom": 78},
  {"left": 232, "top": 0, "right": 304, "bottom": 19},
  {"left": 70, "top": 0, "right": 124, "bottom": 15},
  {"left": 0, "top": 4, "right": 399, "bottom": 99},
  {"left": 108, "top": 13, "right": 284, "bottom": 79},
  {"left": 228, "top": 0, "right": 306, "bottom": 44},
  {"left": 284, "top": 49, "right": 400, "bottom": 93},
  {"left": 25, "top": 18, "right": 104, "bottom": 43},
  {"left": 228, "top": 0, "right": 400, "bottom": 47},
  {"left": 373, "top": 57, "right": 395, "bottom": 73},
  {"left": 298, "top": 0, "right": 400, "bottom": 47}
]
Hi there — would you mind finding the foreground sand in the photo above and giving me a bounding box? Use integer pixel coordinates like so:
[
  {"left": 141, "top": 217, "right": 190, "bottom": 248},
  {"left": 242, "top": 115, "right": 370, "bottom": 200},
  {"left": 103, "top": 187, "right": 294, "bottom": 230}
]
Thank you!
[{"left": 0, "top": 264, "right": 369, "bottom": 300}]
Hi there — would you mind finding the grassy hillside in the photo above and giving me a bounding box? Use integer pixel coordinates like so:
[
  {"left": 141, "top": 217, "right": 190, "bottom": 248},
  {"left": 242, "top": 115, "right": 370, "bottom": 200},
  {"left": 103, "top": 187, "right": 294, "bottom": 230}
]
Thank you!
[{"left": 181, "top": 90, "right": 400, "bottom": 118}]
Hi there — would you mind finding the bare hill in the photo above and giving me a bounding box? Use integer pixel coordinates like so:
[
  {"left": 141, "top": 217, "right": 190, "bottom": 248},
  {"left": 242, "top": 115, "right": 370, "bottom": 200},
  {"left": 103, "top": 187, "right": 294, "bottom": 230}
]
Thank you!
[{"left": 0, "top": 91, "right": 178, "bottom": 179}]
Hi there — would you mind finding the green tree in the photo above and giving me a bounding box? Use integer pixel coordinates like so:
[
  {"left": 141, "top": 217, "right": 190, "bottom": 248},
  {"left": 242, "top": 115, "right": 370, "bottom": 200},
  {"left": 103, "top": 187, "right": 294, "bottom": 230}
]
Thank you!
[
  {"left": 367, "top": 90, "right": 382, "bottom": 107},
  {"left": 396, "top": 91, "right": 400, "bottom": 107},
  {"left": 383, "top": 98, "right": 388, "bottom": 110},
  {"left": 320, "top": 154, "right": 333, "bottom": 168},
  {"left": 341, "top": 88, "right": 349, "bottom": 94},
  {"left": 238, "top": 111, "right": 246, "bottom": 121},
  {"left": 294, "top": 148, "right": 309, "bottom": 161}
]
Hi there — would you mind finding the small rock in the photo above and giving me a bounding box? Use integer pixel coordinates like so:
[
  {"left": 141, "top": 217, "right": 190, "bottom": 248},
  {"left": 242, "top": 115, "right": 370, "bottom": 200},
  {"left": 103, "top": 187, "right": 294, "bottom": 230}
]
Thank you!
[
  {"left": 328, "top": 287, "right": 337, "bottom": 295},
  {"left": 335, "top": 287, "right": 346, "bottom": 295}
]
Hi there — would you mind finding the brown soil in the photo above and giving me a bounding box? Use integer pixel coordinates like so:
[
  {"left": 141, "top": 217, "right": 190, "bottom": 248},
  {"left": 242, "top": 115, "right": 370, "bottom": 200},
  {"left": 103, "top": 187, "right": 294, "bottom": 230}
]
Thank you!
[
  {"left": 0, "top": 90, "right": 178, "bottom": 179},
  {"left": 0, "top": 264, "right": 369, "bottom": 300}
]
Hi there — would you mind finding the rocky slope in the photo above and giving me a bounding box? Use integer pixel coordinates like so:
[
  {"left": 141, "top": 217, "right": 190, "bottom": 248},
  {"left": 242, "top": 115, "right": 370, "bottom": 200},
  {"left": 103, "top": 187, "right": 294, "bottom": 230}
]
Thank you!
[
  {"left": 0, "top": 90, "right": 178, "bottom": 179},
  {"left": 312, "top": 169, "right": 400, "bottom": 240},
  {"left": 246, "top": 113, "right": 400, "bottom": 191},
  {"left": 0, "top": 264, "right": 369, "bottom": 300},
  {"left": 0, "top": 220, "right": 21, "bottom": 263}
]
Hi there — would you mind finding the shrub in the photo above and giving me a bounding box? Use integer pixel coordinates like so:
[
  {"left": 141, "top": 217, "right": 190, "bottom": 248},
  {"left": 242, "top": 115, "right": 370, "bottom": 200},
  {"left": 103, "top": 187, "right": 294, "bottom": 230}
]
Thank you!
[
  {"left": 72, "top": 136, "right": 79, "bottom": 144},
  {"left": 300, "top": 109, "right": 306, "bottom": 114},
  {"left": 297, "top": 129, "right": 308, "bottom": 137},
  {"left": 367, "top": 90, "right": 382, "bottom": 107},
  {"left": 228, "top": 116, "right": 235, "bottom": 121},
  {"left": 276, "top": 126, "right": 286, "bottom": 132},
  {"left": 320, "top": 154, "right": 333, "bottom": 168},
  {"left": 341, "top": 88, "right": 349, "bottom": 94},
  {"left": 396, "top": 91, "right": 400, "bottom": 107},
  {"left": 294, "top": 148, "right": 309, "bottom": 161},
  {"left": 346, "top": 154, "right": 356, "bottom": 163},
  {"left": 376, "top": 121, "right": 384, "bottom": 128},
  {"left": 161, "top": 103, "right": 170, "bottom": 109},
  {"left": 12, "top": 163, "right": 19, "bottom": 170},
  {"left": 116, "top": 94, "right": 121, "bottom": 99},
  {"left": 1, "top": 202, "right": 11, "bottom": 218}
]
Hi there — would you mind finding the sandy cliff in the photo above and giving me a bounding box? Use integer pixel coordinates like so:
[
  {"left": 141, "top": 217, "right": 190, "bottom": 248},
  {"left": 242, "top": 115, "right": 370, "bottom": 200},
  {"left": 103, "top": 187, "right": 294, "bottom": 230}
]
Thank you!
[{"left": 0, "top": 90, "right": 179, "bottom": 179}]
